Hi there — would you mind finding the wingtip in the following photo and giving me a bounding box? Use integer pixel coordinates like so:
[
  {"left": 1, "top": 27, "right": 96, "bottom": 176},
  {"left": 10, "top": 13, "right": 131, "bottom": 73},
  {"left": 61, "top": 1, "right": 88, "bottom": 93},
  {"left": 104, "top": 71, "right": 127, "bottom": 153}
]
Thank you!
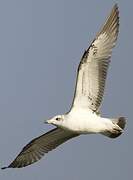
[
  {"left": 113, "top": 3, "right": 119, "bottom": 15},
  {"left": 114, "top": 3, "right": 118, "bottom": 8},
  {"left": 1, "top": 166, "right": 8, "bottom": 170}
]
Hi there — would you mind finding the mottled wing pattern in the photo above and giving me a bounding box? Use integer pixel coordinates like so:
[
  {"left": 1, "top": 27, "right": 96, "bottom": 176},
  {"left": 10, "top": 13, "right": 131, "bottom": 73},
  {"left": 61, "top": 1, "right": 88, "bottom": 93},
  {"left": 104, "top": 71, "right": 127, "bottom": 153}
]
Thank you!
[
  {"left": 2, "top": 128, "right": 78, "bottom": 169},
  {"left": 72, "top": 4, "right": 119, "bottom": 112}
]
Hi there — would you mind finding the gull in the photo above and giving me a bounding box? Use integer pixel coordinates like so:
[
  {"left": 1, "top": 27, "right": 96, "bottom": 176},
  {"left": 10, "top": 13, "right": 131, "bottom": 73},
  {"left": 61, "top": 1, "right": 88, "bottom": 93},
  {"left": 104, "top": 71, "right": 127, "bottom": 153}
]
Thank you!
[{"left": 2, "top": 4, "right": 126, "bottom": 169}]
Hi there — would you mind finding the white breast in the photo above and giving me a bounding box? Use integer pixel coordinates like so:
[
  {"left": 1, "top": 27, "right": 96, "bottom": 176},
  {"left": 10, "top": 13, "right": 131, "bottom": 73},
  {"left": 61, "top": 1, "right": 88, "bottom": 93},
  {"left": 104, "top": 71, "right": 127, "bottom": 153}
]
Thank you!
[{"left": 64, "top": 108, "right": 107, "bottom": 134}]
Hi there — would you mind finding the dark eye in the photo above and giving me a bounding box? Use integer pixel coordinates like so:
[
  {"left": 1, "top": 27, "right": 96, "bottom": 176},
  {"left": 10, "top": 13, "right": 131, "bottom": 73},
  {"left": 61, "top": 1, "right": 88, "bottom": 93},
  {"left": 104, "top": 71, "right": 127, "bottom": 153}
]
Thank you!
[{"left": 56, "top": 117, "right": 60, "bottom": 121}]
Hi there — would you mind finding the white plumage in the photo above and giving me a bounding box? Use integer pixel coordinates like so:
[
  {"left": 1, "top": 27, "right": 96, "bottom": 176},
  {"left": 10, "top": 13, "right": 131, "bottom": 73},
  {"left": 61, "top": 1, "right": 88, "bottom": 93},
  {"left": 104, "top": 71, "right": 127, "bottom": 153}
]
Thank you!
[{"left": 2, "top": 4, "right": 126, "bottom": 169}]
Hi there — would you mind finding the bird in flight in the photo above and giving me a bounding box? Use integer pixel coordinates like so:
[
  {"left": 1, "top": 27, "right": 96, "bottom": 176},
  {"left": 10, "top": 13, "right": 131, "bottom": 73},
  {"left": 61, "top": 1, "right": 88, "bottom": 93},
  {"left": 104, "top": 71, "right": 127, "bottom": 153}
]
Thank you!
[{"left": 2, "top": 4, "right": 126, "bottom": 169}]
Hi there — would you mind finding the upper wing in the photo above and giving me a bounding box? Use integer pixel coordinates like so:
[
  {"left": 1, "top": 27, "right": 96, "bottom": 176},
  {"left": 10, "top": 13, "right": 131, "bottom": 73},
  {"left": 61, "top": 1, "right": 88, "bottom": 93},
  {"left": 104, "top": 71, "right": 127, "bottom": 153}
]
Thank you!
[
  {"left": 71, "top": 4, "right": 119, "bottom": 112},
  {"left": 2, "top": 128, "right": 78, "bottom": 169}
]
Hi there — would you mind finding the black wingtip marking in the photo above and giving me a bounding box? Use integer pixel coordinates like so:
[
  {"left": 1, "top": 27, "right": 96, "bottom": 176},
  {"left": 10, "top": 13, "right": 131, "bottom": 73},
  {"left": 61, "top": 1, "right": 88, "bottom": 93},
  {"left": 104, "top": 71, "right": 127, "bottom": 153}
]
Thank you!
[{"left": 1, "top": 166, "right": 8, "bottom": 170}]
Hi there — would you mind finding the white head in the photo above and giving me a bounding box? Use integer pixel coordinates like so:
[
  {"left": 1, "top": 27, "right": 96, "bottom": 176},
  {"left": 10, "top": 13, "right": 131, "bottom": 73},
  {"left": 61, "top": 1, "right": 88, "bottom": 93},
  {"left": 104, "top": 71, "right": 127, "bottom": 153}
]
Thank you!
[{"left": 45, "top": 115, "right": 65, "bottom": 127}]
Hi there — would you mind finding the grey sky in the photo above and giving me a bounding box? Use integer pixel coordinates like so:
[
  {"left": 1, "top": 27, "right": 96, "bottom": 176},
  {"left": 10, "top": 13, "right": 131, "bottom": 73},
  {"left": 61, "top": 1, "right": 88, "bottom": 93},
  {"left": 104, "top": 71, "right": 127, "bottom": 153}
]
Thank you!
[{"left": 0, "top": 0, "right": 132, "bottom": 179}]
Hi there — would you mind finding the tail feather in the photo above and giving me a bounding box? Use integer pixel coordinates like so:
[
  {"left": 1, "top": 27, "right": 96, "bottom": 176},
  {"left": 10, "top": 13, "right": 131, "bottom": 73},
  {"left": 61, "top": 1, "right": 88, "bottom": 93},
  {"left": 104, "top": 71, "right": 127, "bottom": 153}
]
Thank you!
[
  {"left": 116, "top": 117, "right": 126, "bottom": 130},
  {"left": 103, "top": 117, "right": 126, "bottom": 139}
]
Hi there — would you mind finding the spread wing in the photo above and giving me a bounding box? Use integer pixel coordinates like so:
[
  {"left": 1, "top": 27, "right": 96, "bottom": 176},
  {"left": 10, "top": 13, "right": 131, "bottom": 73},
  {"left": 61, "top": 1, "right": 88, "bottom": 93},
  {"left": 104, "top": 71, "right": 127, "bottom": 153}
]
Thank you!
[
  {"left": 71, "top": 4, "right": 119, "bottom": 112},
  {"left": 2, "top": 128, "right": 78, "bottom": 169}
]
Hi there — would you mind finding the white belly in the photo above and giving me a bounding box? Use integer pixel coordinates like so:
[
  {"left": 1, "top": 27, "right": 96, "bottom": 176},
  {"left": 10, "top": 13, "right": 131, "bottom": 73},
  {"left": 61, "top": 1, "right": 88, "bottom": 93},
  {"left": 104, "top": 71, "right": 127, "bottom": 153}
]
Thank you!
[{"left": 64, "top": 108, "right": 109, "bottom": 134}]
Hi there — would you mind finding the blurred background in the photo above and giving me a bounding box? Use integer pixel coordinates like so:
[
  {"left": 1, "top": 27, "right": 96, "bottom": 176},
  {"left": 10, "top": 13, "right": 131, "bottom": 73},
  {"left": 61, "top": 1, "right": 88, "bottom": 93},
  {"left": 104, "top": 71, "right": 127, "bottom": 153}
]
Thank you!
[{"left": 0, "top": 0, "right": 132, "bottom": 179}]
